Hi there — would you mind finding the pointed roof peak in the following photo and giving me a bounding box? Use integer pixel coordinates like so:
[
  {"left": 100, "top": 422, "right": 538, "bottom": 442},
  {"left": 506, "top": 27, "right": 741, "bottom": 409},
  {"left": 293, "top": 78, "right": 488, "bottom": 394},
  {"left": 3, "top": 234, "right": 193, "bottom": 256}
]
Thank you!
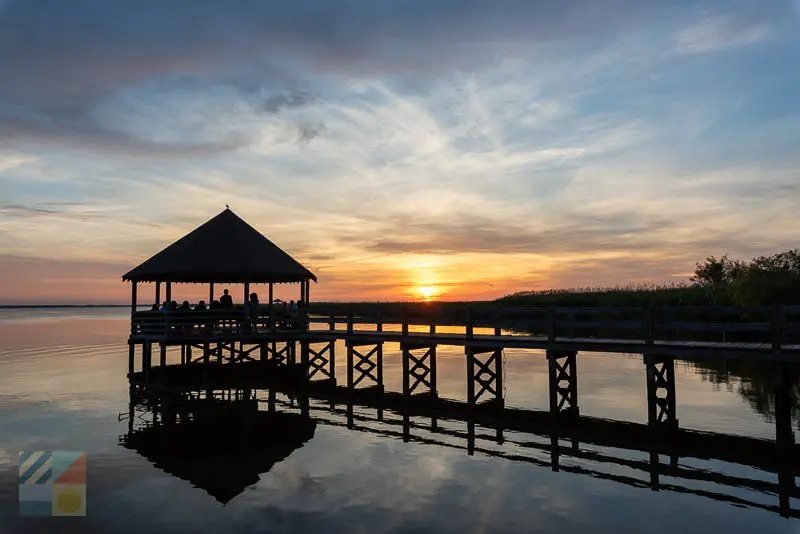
[{"left": 123, "top": 211, "right": 316, "bottom": 284}]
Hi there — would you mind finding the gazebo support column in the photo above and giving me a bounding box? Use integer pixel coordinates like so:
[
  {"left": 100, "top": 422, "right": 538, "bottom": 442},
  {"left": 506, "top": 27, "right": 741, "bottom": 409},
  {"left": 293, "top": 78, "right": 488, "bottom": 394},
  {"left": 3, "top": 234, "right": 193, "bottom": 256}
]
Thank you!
[
  {"left": 155, "top": 282, "right": 160, "bottom": 308},
  {"left": 131, "top": 282, "right": 137, "bottom": 315},
  {"left": 305, "top": 280, "right": 310, "bottom": 306},
  {"left": 268, "top": 283, "right": 274, "bottom": 329},
  {"left": 209, "top": 283, "right": 214, "bottom": 304},
  {"left": 166, "top": 282, "right": 172, "bottom": 304}
]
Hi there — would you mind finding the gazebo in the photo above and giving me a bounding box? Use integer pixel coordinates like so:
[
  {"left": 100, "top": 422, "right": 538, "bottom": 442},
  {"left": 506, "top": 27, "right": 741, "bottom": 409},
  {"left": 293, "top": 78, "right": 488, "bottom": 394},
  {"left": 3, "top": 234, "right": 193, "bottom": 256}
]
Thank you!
[{"left": 123, "top": 207, "right": 317, "bottom": 322}]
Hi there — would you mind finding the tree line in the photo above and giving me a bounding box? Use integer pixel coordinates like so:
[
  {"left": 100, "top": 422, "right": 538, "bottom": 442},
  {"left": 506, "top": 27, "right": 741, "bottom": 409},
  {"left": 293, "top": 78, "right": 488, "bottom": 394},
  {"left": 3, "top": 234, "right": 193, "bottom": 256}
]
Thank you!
[{"left": 691, "top": 249, "right": 800, "bottom": 306}]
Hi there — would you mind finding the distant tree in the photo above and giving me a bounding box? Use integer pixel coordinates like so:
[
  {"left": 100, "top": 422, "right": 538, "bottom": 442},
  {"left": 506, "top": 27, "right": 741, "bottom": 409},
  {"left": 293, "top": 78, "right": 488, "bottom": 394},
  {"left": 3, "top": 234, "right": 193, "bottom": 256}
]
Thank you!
[
  {"left": 690, "top": 255, "right": 745, "bottom": 304},
  {"left": 731, "top": 249, "right": 800, "bottom": 306}
]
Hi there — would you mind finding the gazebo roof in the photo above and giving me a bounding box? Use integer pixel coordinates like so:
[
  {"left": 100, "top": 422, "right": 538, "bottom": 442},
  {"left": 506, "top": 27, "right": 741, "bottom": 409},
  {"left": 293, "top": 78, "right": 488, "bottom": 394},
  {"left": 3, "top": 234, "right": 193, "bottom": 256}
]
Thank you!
[{"left": 122, "top": 208, "right": 317, "bottom": 284}]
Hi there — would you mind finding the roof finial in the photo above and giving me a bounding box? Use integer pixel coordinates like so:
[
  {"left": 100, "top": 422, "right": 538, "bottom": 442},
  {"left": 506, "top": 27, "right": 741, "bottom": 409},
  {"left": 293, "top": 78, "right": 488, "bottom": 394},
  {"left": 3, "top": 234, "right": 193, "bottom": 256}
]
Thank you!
[{"left": 226, "top": 204, "right": 230, "bottom": 210}]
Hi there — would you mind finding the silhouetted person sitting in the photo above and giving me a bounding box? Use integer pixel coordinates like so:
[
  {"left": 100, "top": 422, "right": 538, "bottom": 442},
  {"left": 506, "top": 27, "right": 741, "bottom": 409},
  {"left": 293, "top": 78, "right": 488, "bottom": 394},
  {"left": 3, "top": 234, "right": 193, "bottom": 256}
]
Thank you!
[
  {"left": 195, "top": 301, "right": 207, "bottom": 311},
  {"left": 210, "top": 300, "right": 221, "bottom": 310},
  {"left": 150, "top": 304, "right": 159, "bottom": 312},
  {"left": 180, "top": 300, "right": 191, "bottom": 311},
  {"left": 168, "top": 300, "right": 178, "bottom": 311},
  {"left": 159, "top": 301, "right": 168, "bottom": 312},
  {"left": 220, "top": 289, "right": 233, "bottom": 309}
]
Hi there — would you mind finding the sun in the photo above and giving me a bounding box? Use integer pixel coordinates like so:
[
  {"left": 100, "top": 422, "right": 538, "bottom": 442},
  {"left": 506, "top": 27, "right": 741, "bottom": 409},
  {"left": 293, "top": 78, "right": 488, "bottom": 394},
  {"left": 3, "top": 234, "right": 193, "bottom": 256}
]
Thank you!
[{"left": 415, "top": 286, "right": 439, "bottom": 301}]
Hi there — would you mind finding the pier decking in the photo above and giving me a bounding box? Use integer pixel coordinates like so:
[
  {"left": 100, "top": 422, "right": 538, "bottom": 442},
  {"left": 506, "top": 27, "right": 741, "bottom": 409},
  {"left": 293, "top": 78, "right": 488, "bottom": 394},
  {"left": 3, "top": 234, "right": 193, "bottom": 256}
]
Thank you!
[{"left": 127, "top": 306, "right": 800, "bottom": 443}]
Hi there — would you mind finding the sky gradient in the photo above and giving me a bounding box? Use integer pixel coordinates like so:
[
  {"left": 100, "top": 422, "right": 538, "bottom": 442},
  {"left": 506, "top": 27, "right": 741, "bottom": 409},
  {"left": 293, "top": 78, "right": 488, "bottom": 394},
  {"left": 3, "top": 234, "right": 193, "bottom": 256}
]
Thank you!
[{"left": 1, "top": 1, "right": 799, "bottom": 304}]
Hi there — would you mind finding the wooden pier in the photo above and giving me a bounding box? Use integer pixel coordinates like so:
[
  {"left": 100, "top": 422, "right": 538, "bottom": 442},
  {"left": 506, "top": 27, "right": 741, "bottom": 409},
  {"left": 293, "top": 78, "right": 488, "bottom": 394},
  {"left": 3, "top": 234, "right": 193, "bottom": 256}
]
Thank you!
[{"left": 122, "top": 208, "right": 800, "bottom": 516}]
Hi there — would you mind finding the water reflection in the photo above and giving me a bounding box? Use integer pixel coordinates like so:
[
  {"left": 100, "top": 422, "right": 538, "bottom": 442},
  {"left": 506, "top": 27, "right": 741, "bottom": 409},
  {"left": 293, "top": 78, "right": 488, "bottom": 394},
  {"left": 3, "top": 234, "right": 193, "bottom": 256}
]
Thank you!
[
  {"left": 121, "top": 388, "right": 315, "bottom": 504},
  {"left": 125, "top": 384, "right": 800, "bottom": 519}
]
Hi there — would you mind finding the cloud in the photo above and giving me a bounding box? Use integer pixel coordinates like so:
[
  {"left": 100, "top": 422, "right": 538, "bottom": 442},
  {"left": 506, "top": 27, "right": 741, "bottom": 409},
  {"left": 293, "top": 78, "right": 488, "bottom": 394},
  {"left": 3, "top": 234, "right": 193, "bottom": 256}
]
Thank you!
[
  {"left": 263, "top": 91, "right": 317, "bottom": 114},
  {"left": 297, "top": 123, "right": 326, "bottom": 144},
  {"left": 0, "top": 1, "right": 792, "bottom": 154},
  {"left": 671, "top": 13, "right": 774, "bottom": 55}
]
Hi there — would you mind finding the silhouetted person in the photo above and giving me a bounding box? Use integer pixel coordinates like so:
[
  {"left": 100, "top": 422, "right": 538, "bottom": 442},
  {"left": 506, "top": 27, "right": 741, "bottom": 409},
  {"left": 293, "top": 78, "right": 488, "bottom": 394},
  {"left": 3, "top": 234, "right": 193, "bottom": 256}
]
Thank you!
[
  {"left": 180, "top": 300, "right": 191, "bottom": 311},
  {"left": 168, "top": 300, "right": 178, "bottom": 311},
  {"left": 210, "top": 300, "right": 221, "bottom": 310},
  {"left": 248, "top": 293, "right": 260, "bottom": 332},
  {"left": 195, "top": 300, "right": 207, "bottom": 311},
  {"left": 159, "top": 301, "right": 168, "bottom": 312},
  {"left": 289, "top": 300, "right": 296, "bottom": 311},
  {"left": 150, "top": 304, "right": 158, "bottom": 311},
  {"left": 220, "top": 289, "right": 233, "bottom": 309}
]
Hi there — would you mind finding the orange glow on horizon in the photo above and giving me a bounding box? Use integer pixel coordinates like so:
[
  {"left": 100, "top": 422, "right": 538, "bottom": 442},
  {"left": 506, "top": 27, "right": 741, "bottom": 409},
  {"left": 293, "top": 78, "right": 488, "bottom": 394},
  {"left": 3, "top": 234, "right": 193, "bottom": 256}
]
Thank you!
[{"left": 415, "top": 286, "right": 440, "bottom": 302}]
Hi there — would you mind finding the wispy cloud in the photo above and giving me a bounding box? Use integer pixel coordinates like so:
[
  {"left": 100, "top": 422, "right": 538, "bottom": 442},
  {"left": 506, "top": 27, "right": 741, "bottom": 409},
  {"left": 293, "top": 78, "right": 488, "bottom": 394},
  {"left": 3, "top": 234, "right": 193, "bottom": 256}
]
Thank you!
[{"left": 0, "top": 1, "right": 798, "bottom": 303}]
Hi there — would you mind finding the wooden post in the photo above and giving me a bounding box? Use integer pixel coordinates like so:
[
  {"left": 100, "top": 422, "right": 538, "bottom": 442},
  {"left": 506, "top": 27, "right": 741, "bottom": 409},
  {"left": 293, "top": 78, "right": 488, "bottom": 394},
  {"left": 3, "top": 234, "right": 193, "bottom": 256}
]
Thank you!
[
  {"left": 495, "top": 348, "right": 504, "bottom": 406},
  {"left": 305, "top": 280, "right": 310, "bottom": 307},
  {"left": 402, "top": 344, "right": 410, "bottom": 401},
  {"left": 299, "top": 281, "right": 305, "bottom": 304},
  {"left": 209, "top": 283, "right": 214, "bottom": 304},
  {"left": 346, "top": 342, "right": 354, "bottom": 391},
  {"left": 376, "top": 342, "right": 384, "bottom": 392},
  {"left": 645, "top": 355, "right": 657, "bottom": 426},
  {"left": 268, "top": 283, "right": 274, "bottom": 329},
  {"left": 165, "top": 282, "right": 171, "bottom": 304},
  {"left": 160, "top": 343, "right": 167, "bottom": 367},
  {"left": 329, "top": 341, "right": 336, "bottom": 381},
  {"left": 665, "top": 355, "right": 675, "bottom": 423},
  {"left": 466, "top": 307, "right": 473, "bottom": 339},
  {"left": 301, "top": 342, "right": 310, "bottom": 380},
  {"left": 547, "top": 351, "right": 558, "bottom": 415},
  {"left": 430, "top": 344, "right": 437, "bottom": 399},
  {"left": 347, "top": 308, "right": 354, "bottom": 335},
  {"left": 128, "top": 343, "right": 135, "bottom": 377},
  {"left": 143, "top": 342, "right": 152, "bottom": 382},
  {"left": 155, "top": 281, "right": 161, "bottom": 308},
  {"left": 244, "top": 282, "right": 250, "bottom": 304},
  {"left": 131, "top": 281, "right": 138, "bottom": 315},
  {"left": 466, "top": 348, "right": 475, "bottom": 408}
]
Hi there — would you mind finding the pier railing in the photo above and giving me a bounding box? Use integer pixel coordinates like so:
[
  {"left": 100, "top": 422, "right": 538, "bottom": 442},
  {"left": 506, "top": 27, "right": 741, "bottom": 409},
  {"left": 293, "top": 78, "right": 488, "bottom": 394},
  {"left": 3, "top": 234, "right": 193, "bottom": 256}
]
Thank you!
[{"left": 130, "top": 305, "right": 800, "bottom": 348}]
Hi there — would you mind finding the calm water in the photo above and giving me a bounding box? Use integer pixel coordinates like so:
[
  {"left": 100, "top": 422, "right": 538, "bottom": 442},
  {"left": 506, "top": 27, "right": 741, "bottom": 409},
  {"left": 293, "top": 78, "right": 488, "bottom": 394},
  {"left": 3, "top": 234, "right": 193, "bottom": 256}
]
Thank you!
[{"left": 0, "top": 308, "right": 798, "bottom": 533}]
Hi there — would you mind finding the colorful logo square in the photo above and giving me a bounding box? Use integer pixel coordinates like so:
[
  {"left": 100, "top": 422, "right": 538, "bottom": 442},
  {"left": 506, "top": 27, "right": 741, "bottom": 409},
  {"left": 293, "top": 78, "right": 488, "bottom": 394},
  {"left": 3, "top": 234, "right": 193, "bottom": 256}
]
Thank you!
[{"left": 19, "top": 451, "right": 86, "bottom": 517}]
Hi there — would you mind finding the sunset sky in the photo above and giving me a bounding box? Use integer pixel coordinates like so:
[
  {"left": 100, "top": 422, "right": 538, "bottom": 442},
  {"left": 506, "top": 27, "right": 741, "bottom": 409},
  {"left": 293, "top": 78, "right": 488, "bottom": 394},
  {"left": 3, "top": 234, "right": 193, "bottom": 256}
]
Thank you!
[{"left": 1, "top": 1, "right": 799, "bottom": 304}]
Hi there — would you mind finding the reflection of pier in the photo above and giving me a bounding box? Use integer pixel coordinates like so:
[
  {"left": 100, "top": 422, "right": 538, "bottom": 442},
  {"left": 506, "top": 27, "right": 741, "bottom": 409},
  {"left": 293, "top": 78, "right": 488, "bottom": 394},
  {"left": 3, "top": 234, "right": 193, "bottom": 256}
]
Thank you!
[
  {"left": 126, "top": 383, "right": 800, "bottom": 518},
  {"left": 120, "top": 389, "right": 315, "bottom": 504}
]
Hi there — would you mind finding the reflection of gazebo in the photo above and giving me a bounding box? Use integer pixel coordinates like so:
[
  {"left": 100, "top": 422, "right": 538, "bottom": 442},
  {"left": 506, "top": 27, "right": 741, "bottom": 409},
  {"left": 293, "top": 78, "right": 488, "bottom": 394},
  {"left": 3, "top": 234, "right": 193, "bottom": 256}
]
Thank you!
[
  {"left": 122, "top": 401, "right": 316, "bottom": 504},
  {"left": 123, "top": 208, "right": 317, "bottom": 315}
]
